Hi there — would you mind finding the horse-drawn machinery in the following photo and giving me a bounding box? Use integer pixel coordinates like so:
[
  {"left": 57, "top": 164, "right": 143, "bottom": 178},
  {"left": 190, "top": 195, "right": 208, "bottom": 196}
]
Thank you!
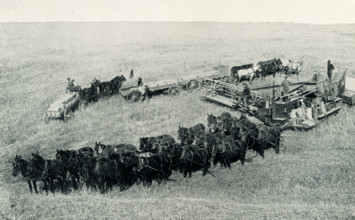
[
  {"left": 201, "top": 72, "right": 346, "bottom": 131},
  {"left": 45, "top": 92, "right": 80, "bottom": 123}
]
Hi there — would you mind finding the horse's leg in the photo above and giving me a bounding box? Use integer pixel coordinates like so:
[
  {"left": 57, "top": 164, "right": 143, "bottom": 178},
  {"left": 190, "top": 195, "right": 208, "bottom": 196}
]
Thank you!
[
  {"left": 43, "top": 181, "right": 49, "bottom": 195},
  {"left": 27, "top": 181, "right": 33, "bottom": 194},
  {"left": 33, "top": 181, "right": 39, "bottom": 194},
  {"left": 241, "top": 153, "right": 245, "bottom": 166}
]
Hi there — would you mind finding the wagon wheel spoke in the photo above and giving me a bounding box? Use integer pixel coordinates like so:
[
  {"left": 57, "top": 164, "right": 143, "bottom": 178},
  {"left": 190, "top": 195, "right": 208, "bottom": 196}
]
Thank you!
[
  {"left": 127, "top": 91, "right": 144, "bottom": 102},
  {"left": 249, "top": 93, "right": 262, "bottom": 105}
]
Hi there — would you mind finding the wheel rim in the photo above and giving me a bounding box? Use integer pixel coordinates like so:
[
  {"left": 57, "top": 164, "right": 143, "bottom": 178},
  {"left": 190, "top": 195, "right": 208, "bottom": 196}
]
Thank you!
[
  {"left": 127, "top": 91, "right": 143, "bottom": 102},
  {"left": 186, "top": 80, "right": 199, "bottom": 92}
]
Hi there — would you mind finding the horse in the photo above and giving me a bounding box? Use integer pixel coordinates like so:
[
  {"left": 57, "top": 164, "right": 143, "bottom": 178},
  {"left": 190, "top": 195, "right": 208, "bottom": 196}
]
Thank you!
[
  {"left": 207, "top": 113, "right": 234, "bottom": 135},
  {"left": 135, "top": 152, "right": 172, "bottom": 186},
  {"left": 93, "top": 158, "right": 125, "bottom": 193},
  {"left": 80, "top": 155, "right": 98, "bottom": 191},
  {"left": 211, "top": 135, "right": 247, "bottom": 169},
  {"left": 178, "top": 123, "right": 205, "bottom": 146},
  {"left": 30, "top": 153, "right": 67, "bottom": 194},
  {"left": 98, "top": 75, "right": 126, "bottom": 97},
  {"left": 12, "top": 155, "right": 43, "bottom": 194},
  {"left": 280, "top": 59, "right": 303, "bottom": 76},
  {"left": 139, "top": 134, "right": 175, "bottom": 153},
  {"left": 232, "top": 64, "right": 261, "bottom": 84},
  {"left": 55, "top": 147, "right": 93, "bottom": 190},
  {"left": 157, "top": 143, "right": 183, "bottom": 171},
  {"left": 248, "top": 124, "right": 281, "bottom": 157},
  {"left": 110, "top": 75, "right": 126, "bottom": 94},
  {"left": 178, "top": 145, "right": 211, "bottom": 178},
  {"left": 257, "top": 58, "right": 283, "bottom": 79},
  {"left": 94, "top": 142, "right": 138, "bottom": 159}
]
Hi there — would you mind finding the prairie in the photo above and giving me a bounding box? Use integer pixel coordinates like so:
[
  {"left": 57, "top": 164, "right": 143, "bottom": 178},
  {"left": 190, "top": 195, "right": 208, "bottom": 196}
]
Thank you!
[{"left": 0, "top": 22, "right": 354, "bottom": 219}]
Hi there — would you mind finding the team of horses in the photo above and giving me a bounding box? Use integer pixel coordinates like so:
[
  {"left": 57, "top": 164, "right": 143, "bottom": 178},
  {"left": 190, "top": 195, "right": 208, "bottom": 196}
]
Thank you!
[
  {"left": 231, "top": 58, "right": 303, "bottom": 84},
  {"left": 13, "top": 113, "right": 282, "bottom": 194},
  {"left": 78, "top": 75, "right": 127, "bottom": 106}
]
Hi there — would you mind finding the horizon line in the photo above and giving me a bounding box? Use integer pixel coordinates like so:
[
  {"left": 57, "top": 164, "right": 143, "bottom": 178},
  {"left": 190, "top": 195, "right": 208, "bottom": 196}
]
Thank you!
[{"left": 0, "top": 21, "right": 354, "bottom": 25}]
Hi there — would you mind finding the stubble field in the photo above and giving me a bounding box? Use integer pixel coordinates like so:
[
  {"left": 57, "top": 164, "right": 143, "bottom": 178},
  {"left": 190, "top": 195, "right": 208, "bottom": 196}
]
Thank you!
[{"left": 0, "top": 22, "right": 354, "bottom": 219}]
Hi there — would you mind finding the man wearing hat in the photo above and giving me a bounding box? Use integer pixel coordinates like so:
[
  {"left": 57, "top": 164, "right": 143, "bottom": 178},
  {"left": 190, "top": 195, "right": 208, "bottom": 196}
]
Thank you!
[
  {"left": 241, "top": 83, "right": 251, "bottom": 107},
  {"left": 280, "top": 75, "right": 292, "bottom": 95}
]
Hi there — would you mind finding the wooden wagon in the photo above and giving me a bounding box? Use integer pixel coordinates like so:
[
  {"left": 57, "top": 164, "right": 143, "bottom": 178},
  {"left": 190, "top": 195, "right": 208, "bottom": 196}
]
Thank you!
[
  {"left": 122, "top": 68, "right": 229, "bottom": 102},
  {"left": 45, "top": 92, "right": 80, "bottom": 123}
]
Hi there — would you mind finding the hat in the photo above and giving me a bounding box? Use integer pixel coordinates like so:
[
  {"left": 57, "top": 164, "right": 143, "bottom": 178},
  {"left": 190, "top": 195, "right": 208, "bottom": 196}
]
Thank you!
[
  {"left": 284, "top": 75, "right": 288, "bottom": 78},
  {"left": 67, "top": 78, "right": 70, "bottom": 80}
]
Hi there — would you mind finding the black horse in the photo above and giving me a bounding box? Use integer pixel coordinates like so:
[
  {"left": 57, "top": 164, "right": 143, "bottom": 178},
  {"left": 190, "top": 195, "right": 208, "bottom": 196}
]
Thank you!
[
  {"left": 80, "top": 155, "right": 98, "bottom": 191},
  {"left": 211, "top": 135, "right": 247, "bottom": 169},
  {"left": 257, "top": 58, "right": 283, "bottom": 79},
  {"left": 178, "top": 145, "right": 211, "bottom": 178},
  {"left": 98, "top": 75, "right": 126, "bottom": 97},
  {"left": 178, "top": 123, "right": 205, "bottom": 145},
  {"left": 93, "top": 158, "right": 125, "bottom": 193},
  {"left": 94, "top": 142, "right": 138, "bottom": 159},
  {"left": 139, "top": 134, "right": 175, "bottom": 153},
  {"left": 30, "top": 153, "right": 67, "bottom": 194},
  {"left": 157, "top": 143, "right": 183, "bottom": 171},
  {"left": 135, "top": 152, "right": 172, "bottom": 186},
  {"left": 55, "top": 147, "right": 94, "bottom": 190},
  {"left": 12, "top": 155, "right": 42, "bottom": 194}
]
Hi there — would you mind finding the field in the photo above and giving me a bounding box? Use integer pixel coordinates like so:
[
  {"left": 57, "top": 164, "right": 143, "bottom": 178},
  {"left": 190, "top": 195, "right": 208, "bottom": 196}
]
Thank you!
[{"left": 1, "top": 22, "right": 355, "bottom": 219}]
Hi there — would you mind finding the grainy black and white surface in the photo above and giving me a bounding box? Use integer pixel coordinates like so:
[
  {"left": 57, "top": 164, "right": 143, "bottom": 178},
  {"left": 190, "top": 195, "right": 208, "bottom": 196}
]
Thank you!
[{"left": 1, "top": 1, "right": 355, "bottom": 219}]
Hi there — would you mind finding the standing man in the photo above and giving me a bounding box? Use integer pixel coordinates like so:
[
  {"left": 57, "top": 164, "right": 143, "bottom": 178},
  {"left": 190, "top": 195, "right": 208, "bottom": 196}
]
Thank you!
[
  {"left": 327, "top": 60, "right": 334, "bottom": 82},
  {"left": 130, "top": 69, "right": 134, "bottom": 79},
  {"left": 242, "top": 83, "right": 251, "bottom": 108},
  {"left": 280, "top": 76, "right": 292, "bottom": 95}
]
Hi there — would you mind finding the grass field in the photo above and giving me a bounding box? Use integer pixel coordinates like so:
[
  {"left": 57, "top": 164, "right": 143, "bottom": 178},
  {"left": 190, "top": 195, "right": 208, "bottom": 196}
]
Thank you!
[{"left": 1, "top": 22, "right": 355, "bottom": 219}]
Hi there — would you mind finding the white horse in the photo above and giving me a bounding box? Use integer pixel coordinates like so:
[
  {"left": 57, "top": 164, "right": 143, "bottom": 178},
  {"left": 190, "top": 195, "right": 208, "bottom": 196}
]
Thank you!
[
  {"left": 280, "top": 58, "right": 303, "bottom": 75},
  {"left": 235, "top": 64, "right": 261, "bottom": 84}
]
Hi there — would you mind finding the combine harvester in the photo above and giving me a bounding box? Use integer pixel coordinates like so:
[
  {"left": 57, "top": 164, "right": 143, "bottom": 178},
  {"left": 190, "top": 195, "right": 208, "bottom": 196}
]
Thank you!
[{"left": 201, "top": 68, "right": 347, "bottom": 131}]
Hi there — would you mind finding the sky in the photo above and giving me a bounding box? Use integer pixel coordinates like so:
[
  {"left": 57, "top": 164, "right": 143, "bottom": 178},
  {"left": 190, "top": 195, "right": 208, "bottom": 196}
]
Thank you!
[{"left": 0, "top": 0, "right": 354, "bottom": 24}]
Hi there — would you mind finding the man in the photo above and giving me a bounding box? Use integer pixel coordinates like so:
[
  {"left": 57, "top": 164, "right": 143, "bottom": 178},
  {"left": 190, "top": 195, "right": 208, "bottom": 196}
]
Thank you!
[
  {"left": 280, "top": 76, "right": 292, "bottom": 95},
  {"left": 66, "top": 78, "right": 80, "bottom": 92},
  {"left": 130, "top": 69, "right": 134, "bottom": 79},
  {"left": 327, "top": 60, "right": 334, "bottom": 82},
  {"left": 242, "top": 83, "right": 251, "bottom": 108},
  {"left": 137, "top": 77, "right": 143, "bottom": 87}
]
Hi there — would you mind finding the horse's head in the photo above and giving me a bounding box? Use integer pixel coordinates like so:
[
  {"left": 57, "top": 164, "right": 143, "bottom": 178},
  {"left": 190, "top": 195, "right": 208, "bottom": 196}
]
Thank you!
[
  {"left": 177, "top": 126, "right": 189, "bottom": 144},
  {"left": 120, "top": 75, "right": 126, "bottom": 82},
  {"left": 252, "top": 63, "right": 262, "bottom": 72},
  {"left": 94, "top": 141, "right": 105, "bottom": 155},
  {"left": 12, "top": 155, "right": 22, "bottom": 177},
  {"left": 139, "top": 137, "right": 149, "bottom": 152}
]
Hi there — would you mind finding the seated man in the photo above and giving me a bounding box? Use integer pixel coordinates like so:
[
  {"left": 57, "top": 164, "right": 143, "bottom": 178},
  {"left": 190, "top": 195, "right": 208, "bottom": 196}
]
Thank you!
[{"left": 66, "top": 78, "right": 82, "bottom": 92}]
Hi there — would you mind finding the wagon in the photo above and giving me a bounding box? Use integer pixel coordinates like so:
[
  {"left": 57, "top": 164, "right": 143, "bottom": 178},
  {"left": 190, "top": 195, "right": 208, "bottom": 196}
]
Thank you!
[
  {"left": 45, "top": 92, "right": 80, "bottom": 123},
  {"left": 121, "top": 67, "right": 229, "bottom": 102}
]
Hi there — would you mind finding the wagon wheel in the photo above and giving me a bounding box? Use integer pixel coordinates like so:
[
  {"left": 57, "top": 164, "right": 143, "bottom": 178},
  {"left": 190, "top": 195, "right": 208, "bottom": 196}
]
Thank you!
[
  {"left": 44, "top": 112, "right": 49, "bottom": 124},
  {"left": 126, "top": 90, "right": 144, "bottom": 102},
  {"left": 249, "top": 93, "right": 263, "bottom": 106},
  {"left": 167, "top": 86, "right": 180, "bottom": 96},
  {"left": 186, "top": 80, "right": 201, "bottom": 92}
]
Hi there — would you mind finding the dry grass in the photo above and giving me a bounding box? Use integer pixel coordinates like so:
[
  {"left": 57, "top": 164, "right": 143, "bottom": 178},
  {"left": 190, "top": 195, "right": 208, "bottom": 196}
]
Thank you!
[{"left": 1, "top": 22, "right": 355, "bottom": 219}]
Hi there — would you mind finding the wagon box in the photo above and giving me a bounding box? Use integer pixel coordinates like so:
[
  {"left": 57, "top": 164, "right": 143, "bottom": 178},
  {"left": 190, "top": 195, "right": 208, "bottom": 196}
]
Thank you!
[{"left": 45, "top": 92, "right": 80, "bottom": 123}]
